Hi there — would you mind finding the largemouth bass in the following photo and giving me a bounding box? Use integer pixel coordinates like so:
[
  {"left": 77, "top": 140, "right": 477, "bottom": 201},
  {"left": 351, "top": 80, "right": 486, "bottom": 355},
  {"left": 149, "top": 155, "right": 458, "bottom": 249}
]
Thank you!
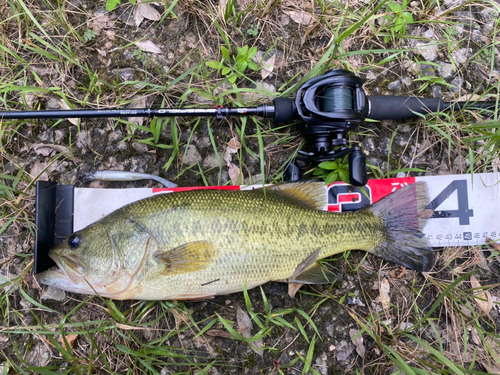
[{"left": 36, "top": 182, "right": 435, "bottom": 300}]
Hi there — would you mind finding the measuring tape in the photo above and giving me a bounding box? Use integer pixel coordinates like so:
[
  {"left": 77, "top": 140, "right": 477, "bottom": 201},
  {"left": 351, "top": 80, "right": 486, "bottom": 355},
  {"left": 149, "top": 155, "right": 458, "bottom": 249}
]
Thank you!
[{"left": 73, "top": 173, "right": 500, "bottom": 248}]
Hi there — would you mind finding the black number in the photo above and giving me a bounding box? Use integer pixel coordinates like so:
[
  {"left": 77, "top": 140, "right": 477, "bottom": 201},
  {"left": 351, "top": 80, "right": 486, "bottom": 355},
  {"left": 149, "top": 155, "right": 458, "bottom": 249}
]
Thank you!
[
  {"left": 436, "top": 234, "right": 443, "bottom": 240},
  {"left": 426, "top": 180, "right": 473, "bottom": 225},
  {"left": 474, "top": 233, "right": 480, "bottom": 239},
  {"left": 445, "top": 234, "right": 452, "bottom": 240},
  {"left": 491, "top": 231, "right": 497, "bottom": 238},
  {"left": 427, "top": 235, "right": 433, "bottom": 241},
  {"left": 455, "top": 233, "right": 462, "bottom": 239}
]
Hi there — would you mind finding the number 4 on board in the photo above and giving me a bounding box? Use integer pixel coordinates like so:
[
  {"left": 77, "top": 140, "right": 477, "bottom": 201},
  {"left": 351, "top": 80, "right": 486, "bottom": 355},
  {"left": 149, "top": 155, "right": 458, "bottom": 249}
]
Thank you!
[{"left": 426, "top": 180, "right": 474, "bottom": 225}]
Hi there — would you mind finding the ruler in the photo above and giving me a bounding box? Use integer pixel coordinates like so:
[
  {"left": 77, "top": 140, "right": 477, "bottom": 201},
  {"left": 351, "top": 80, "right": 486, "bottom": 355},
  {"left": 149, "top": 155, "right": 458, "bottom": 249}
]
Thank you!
[{"left": 73, "top": 173, "right": 500, "bottom": 248}]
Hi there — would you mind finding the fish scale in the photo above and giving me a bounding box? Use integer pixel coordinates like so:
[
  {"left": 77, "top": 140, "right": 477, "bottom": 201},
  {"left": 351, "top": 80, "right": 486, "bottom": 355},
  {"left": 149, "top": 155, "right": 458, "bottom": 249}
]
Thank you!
[{"left": 36, "top": 182, "right": 435, "bottom": 300}]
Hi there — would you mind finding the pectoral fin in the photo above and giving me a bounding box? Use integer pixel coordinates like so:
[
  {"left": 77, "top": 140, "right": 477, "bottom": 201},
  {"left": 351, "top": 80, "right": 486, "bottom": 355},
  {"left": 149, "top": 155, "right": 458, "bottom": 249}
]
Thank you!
[{"left": 154, "top": 240, "right": 216, "bottom": 275}]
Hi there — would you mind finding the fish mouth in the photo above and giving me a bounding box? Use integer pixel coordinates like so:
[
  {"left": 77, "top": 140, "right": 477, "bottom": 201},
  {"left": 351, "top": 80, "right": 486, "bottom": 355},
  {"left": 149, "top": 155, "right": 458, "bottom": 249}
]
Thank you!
[
  {"left": 35, "top": 264, "right": 72, "bottom": 290},
  {"left": 35, "top": 254, "right": 96, "bottom": 295},
  {"left": 36, "top": 253, "right": 84, "bottom": 285}
]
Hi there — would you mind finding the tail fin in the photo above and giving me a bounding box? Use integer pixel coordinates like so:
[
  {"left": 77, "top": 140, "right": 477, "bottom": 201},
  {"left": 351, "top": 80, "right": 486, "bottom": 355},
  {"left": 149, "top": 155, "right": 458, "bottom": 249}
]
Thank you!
[{"left": 369, "top": 182, "right": 435, "bottom": 272}]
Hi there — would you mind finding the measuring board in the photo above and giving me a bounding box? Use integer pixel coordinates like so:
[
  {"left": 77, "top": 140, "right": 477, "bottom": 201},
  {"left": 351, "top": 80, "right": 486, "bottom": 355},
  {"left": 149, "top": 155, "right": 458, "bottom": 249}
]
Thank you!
[{"left": 71, "top": 173, "right": 499, "bottom": 248}]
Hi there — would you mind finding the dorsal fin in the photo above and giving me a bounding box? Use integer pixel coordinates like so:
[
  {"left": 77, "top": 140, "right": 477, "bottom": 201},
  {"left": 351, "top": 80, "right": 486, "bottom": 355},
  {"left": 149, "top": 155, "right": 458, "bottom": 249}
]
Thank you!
[{"left": 268, "top": 181, "right": 327, "bottom": 210}]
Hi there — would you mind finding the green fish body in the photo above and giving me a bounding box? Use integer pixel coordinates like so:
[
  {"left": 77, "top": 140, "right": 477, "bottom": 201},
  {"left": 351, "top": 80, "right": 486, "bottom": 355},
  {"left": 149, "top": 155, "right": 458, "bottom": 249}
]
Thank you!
[{"left": 36, "top": 182, "right": 434, "bottom": 300}]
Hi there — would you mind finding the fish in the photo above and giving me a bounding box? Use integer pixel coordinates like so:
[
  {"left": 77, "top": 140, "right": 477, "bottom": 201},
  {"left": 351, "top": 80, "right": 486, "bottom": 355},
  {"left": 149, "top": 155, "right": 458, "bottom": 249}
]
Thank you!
[
  {"left": 35, "top": 181, "right": 435, "bottom": 300},
  {"left": 82, "top": 170, "right": 177, "bottom": 188}
]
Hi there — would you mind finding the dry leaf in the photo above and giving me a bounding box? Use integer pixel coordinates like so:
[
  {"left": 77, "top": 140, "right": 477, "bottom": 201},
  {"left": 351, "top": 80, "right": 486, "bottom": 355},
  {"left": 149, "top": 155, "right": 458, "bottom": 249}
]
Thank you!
[
  {"left": 96, "top": 48, "right": 107, "bottom": 57},
  {"left": 218, "top": 0, "right": 229, "bottom": 18},
  {"left": 283, "top": 10, "right": 312, "bottom": 25},
  {"left": 127, "top": 96, "right": 148, "bottom": 129},
  {"left": 224, "top": 137, "right": 240, "bottom": 165},
  {"left": 457, "top": 94, "right": 483, "bottom": 102},
  {"left": 236, "top": 306, "right": 253, "bottom": 337},
  {"left": 58, "top": 334, "right": 78, "bottom": 353},
  {"left": 260, "top": 56, "right": 275, "bottom": 80},
  {"left": 236, "top": 306, "right": 264, "bottom": 356},
  {"left": 470, "top": 275, "right": 493, "bottom": 314},
  {"left": 206, "top": 329, "right": 234, "bottom": 338},
  {"left": 487, "top": 237, "right": 500, "bottom": 251},
  {"left": 349, "top": 329, "right": 366, "bottom": 358},
  {"left": 32, "top": 144, "right": 79, "bottom": 163},
  {"left": 30, "top": 66, "right": 57, "bottom": 76},
  {"left": 223, "top": 148, "right": 232, "bottom": 165},
  {"left": 169, "top": 308, "right": 191, "bottom": 328},
  {"left": 227, "top": 137, "right": 241, "bottom": 151},
  {"left": 479, "top": 360, "right": 500, "bottom": 374},
  {"left": 90, "top": 12, "right": 114, "bottom": 34},
  {"left": 32, "top": 143, "right": 57, "bottom": 157},
  {"left": 58, "top": 100, "right": 79, "bottom": 126},
  {"left": 134, "top": 3, "right": 161, "bottom": 27},
  {"left": 282, "top": 0, "right": 313, "bottom": 8},
  {"left": 136, "top": 40, "right": 162, "bottom": 54},
  {"left": 30, "top": 160, "right": 57, "bottom": 181},
  {"left": 116, "top": 323, "right": 147, "bottom": 330},
  {"left": 379, "top": 278, "right": 391, "bottom": 310},
  {"left": 228, "top": 163, "right": 241, "bottom": 185},
  {"left": 336, "top": 340, "right": 355, "bottom": 362},
  {"left": 134, "top": 8, "right": 145, "bottom": 27},
  {"left": 478, "top": 337, "right": 500, "bottom": 373},
  {"left": 138, "top": 3, "right": 161, "bottom": 21}
]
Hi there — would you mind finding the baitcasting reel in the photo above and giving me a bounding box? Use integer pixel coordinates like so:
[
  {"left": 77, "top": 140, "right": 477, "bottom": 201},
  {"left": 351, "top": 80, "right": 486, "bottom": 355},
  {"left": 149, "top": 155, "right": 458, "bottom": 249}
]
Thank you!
[
  {"left": 293, "top": 69, "right": 368, "bottom": 186},
  {"left": 1, "top": 69, "right": 497, "bottom": 186}
]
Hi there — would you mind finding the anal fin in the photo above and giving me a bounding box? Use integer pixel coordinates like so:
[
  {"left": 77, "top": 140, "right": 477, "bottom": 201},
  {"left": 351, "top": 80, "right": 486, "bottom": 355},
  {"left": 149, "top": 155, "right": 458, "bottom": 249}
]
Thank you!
[
  {"left": 289, "top": 262, "right": 337, "bottom": 285},
  {"left": 287, "top": 262, "right": 337, "bottom": 298},
  {"left": 287, "top": 248, "right": 337, "bottom": 285}
]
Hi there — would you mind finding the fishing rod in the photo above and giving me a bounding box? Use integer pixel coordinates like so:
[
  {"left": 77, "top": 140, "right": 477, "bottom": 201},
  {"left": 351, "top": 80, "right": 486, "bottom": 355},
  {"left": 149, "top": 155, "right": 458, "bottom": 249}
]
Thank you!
[{"left": 1, "top": 69, "right": 497, "bottom": 186}]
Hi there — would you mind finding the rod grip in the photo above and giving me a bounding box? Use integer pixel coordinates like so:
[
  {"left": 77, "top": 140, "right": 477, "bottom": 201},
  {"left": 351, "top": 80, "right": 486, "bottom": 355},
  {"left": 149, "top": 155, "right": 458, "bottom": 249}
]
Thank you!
[
  {"left": 367, "top": 96, "right": 448, "bottom": 120},
  {"left": 272, "top": 98, "right": 297, "bottom": 122}
]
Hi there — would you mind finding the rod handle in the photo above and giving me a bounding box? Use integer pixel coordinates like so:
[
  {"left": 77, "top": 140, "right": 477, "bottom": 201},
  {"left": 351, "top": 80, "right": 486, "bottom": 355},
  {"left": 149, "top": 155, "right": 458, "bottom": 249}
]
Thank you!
[{"left": 367, "top": 96, "right": 447, "bottom": 120}]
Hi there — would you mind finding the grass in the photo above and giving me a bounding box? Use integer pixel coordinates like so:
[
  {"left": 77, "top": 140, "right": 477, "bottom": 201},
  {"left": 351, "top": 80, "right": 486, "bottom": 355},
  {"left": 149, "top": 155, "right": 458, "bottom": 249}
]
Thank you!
[{"left": 0, "top": 0, "right": 499, "bottom": 373}]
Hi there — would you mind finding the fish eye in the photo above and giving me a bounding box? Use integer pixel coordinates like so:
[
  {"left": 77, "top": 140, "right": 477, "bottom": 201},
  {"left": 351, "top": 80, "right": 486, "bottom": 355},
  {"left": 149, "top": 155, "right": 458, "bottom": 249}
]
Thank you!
[{"left": 67, "top": 234, "right": 82, "bottom": 250}]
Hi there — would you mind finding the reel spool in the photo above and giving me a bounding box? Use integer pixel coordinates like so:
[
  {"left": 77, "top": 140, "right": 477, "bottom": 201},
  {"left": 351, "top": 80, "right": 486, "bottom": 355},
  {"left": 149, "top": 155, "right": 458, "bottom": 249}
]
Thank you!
[{"left": 293, "top": 69, "right": 369, "bottom": 186}]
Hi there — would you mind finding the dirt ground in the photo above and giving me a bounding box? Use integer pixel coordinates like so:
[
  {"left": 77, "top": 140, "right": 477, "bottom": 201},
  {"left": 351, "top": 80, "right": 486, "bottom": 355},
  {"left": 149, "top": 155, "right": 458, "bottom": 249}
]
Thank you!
[{"left": 1, "top": 0, "right": 500, "bottom": 374}]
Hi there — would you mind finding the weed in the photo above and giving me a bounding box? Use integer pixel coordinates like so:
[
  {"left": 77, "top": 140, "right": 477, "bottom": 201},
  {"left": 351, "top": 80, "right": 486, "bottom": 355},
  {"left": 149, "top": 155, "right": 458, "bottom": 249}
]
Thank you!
[
  {"left": 106, "top": 0, "right": 135, "bottom": 11},
  {"left": 380, "top": 0, "right": 414, "bottom": 43},
  {"left": 247, "top": 23, "right": 259, "bottom": 37},
  {"left": 82, "top": 29, "right": 96, "bottom": 43},
  {"left": 0, "top": 0, "right": 499, "bottom": 373},
  {"left": 206, "top": 45, "right": 260, "bottom": 84},
  {"left": 312, "top": 158, "right": 350, "bottom": 185}
]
